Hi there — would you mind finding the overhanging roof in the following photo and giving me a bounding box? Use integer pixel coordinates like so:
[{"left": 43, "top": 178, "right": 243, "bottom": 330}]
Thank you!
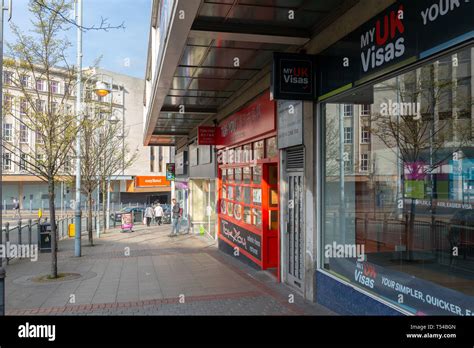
[{"left": 145, "top": 0, "right": 350, "bottom": 146}]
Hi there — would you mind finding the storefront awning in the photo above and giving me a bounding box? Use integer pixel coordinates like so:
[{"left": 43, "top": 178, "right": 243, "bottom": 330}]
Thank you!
[{"left": 145, "top": 0, "right": 350, "bottom": 146}]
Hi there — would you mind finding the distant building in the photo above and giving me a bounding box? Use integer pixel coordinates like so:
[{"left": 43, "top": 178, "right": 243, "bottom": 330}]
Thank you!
[{"left": 1, "top": 61, "right": 171, "bottom": 211}]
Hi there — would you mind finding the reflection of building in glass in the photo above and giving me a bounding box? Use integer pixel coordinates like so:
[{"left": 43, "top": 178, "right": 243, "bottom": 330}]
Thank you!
[{"left": 322, "top": 45, "right": 474, "bottom": 315}]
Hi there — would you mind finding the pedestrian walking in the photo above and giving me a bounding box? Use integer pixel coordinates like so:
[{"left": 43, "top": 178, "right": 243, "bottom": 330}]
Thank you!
[
  {"left": 154, "top": 203, "right": 164, "bottom": 225},
  {"left": 169, "top": 198, "right": 181, "bottom": 237},
  {"left": 144, "top": 205, "right": 154, "bottom": 227},
  {"left": 13, "top": 198, "right": 21, "bottom": 219}
]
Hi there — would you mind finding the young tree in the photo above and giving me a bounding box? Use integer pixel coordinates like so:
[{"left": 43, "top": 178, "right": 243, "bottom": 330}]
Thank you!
[
  {"left": 3, "top": 0, "right": 77, "bottom": 278},
  {"left": 96, "top": 109, "right": 138, "bottom": 230},
  {"left": 371, "top": 65, "right": 472, "bottom": 259},
  {"left": 66, "top": 84, "right": 137, "bottom": 246}
]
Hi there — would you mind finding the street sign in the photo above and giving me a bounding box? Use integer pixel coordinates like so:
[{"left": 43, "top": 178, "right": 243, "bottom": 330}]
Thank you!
[
  {"left": 271, "top": 52, "right": 316, "bottom": 100},
  {"left": 166, "top": 163, "right": 175, "bottom": 181},
  {"left": 198, "top": 126, "right": 217, "bottom": 145}
]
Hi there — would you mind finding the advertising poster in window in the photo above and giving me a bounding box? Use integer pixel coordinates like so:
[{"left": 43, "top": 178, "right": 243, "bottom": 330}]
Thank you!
[
  {"left": 220, "top": 218, "right": 261, "bottom": 260},
  {"left": 329, "top": 258, "right": 474, "bottom": 316}
]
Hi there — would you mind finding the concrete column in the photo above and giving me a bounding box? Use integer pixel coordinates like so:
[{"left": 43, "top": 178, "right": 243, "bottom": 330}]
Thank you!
[{"left": 303, "top": 101, "right": 316, "bottom": 301}]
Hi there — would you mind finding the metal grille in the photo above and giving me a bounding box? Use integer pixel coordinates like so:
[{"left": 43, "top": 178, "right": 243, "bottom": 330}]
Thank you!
[
  {"left": 286, "top": 146, "right": 304, "bottom": 170},
  {"left": 288, "top": 173, "right": 304, "bottom": 285}
]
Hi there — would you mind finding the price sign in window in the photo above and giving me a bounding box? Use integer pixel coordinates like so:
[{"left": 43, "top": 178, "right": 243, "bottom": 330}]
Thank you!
[{"left": 252, "top": 188, "right": 262, "bottom": 206}]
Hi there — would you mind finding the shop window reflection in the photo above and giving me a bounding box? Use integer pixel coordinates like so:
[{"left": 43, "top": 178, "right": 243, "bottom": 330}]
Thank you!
[
  {"left": 243, "top": 167, "right": 251, "bottom": 184},
  {"left": 235, "top": 167, "right": 242, "bottom": 183},
  {"left": 254, "top": 140, "right": 264, "bottom": 160},
  {"left": 322, "top": 45, "right": 474, "bottom": 313},
  {"left": 244, "top": 206, "right": 251, "bottom": 224},
  {"left": 266, "top": 137, "right": 278, "bottom": 158},
  {"left": 252, "top": 208, "right": 262, "bottom": 228},
  {"left": 243, "top": 187, "right": 251, "bottom": 204},
  {"left": 235, "top": 186, "right": 241, "bottom": 202},
  {"left": 253, "top": 165, "right": 262, "bottom": 184}
]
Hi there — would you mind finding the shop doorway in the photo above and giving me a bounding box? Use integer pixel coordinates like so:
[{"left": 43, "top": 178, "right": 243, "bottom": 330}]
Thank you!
[
  {"left": 283, "top": 147, "right": 305, "bottom": 292},
  {"left": 262, "top": 163, "right": 279, "bottom": 276}
]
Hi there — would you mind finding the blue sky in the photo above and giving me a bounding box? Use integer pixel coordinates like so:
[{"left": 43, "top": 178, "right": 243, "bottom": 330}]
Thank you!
[{"left": 5, "top": 0, "right": 152, "bottom": 79}]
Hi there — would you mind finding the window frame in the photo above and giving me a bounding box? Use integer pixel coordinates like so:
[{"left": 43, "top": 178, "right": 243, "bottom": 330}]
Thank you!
[{"left": 3, "top": 123, "right": 13, "bottom": 142}]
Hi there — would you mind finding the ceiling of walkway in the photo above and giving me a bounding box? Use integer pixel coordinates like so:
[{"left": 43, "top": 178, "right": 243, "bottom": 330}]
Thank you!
[{"left": 150, "top": 0, "right": 353, "bottom": 145}]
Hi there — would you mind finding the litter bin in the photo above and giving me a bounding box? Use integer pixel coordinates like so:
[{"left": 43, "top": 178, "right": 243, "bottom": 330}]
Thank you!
[{"left": 39, "top": 223, "right": 52, "bottom": 253}]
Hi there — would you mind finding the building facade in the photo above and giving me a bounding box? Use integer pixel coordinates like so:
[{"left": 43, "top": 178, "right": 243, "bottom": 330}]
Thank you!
[
  {"left": 1, "top": 64, "right": 171, "bottom": 212},
  {"left": 143, "top": 0, "right": 474, "bottom": 315}
]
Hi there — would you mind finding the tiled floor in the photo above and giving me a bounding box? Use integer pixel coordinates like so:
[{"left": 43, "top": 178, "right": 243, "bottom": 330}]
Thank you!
[{"left": 4, "top": 224, "right": 334, "bottom": 316}]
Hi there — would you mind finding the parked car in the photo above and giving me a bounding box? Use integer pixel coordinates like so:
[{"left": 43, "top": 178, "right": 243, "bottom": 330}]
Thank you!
[{"left": 110, "top": 207, "right": 145, "bottom": 223}]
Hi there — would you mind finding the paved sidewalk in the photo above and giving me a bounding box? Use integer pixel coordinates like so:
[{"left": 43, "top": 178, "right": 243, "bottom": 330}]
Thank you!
[{"left": 4, "top": 224, "right": 334, "bottom": 315}]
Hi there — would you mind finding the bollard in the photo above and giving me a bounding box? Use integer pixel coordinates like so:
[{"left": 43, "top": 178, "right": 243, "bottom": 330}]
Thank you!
[
  {"left": 37, "top": 220, "right": 41, "bottom": 250},
  {"left": 28, "top": 219, "right": 32, "bottom": 245},
  {"left": 0, "top": 267, "right": 5, "bottom": 316},
  {"left": 5, "top": 223, "right": 9, "bottom": 265},
  {"left": 18, "top": 220, "right": 22, "bottom": 245}
]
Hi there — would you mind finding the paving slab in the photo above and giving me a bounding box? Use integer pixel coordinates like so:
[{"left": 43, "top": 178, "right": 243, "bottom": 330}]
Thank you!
[{"left": 4, "top": 224, "right": 335, "bottom": 316}]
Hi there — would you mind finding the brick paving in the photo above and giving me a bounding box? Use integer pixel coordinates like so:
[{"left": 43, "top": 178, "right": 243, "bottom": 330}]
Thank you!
[{"left": 4, "top": 224, "right": 334, "bottom": 316}]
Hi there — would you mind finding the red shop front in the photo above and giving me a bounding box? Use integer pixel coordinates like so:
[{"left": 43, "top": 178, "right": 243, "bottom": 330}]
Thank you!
[{"left": 217, "top": 91, "right": 280, "bottom": 279}]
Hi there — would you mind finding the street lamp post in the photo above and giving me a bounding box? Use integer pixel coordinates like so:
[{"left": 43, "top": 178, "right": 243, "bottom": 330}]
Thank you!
[{"left": 74, "top": 0, "right": 112, "bottom": 254}]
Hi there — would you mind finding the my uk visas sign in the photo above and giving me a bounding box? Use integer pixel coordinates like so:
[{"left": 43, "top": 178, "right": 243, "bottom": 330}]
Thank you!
[
  {"left": 318, "top": 0, "right": 474, "bottom": 97},
  {"left": 271, "top": 52, "right": 316, "bottom": 101}
]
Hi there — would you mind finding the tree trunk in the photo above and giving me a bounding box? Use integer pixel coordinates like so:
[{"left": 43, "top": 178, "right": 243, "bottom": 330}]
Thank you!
[
  {"left": 407, "top": 198, "right": 416, "bottom": 259},
  {"left": 48, "top": 178, "right": 58, "bottom": 278},
  {"left": 87, "top": 191, "right": 93, "bottom": 246}
]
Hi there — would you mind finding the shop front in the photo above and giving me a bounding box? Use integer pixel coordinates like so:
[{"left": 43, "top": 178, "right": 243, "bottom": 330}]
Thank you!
[
  {"left": 315, "top": 0, "right": 474, "bottom": 315},
  {"left": 217, "top": 91, "right": 280, "bottom": 277}
]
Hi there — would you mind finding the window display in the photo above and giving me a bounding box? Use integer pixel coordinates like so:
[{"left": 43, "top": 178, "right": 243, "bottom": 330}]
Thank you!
[
  {"left": 322, "top": 45, "right": 474, "bottom": 315},
  {"left": 252, "top": 188, "right": 261, "bottom": 205},
  {"left": 216, "top": 92, "right": 279, "bottom": 271}
]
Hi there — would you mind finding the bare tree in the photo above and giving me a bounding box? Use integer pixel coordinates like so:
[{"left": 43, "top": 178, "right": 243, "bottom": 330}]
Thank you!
[
  {"left": 2, "top": 0, "right": 78, "bottom": 278},
  {"left": 32, "top": 0, "right": 125, "bottom": 32},
  {"left": 371, "top": 65, "right": 473, "bottom": 258},
  {"left": 65, "top": 89, "right": 137, "bottom": 246},
  {"left": 96, "top": 114, "right": 138, "bottom": 230}
]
